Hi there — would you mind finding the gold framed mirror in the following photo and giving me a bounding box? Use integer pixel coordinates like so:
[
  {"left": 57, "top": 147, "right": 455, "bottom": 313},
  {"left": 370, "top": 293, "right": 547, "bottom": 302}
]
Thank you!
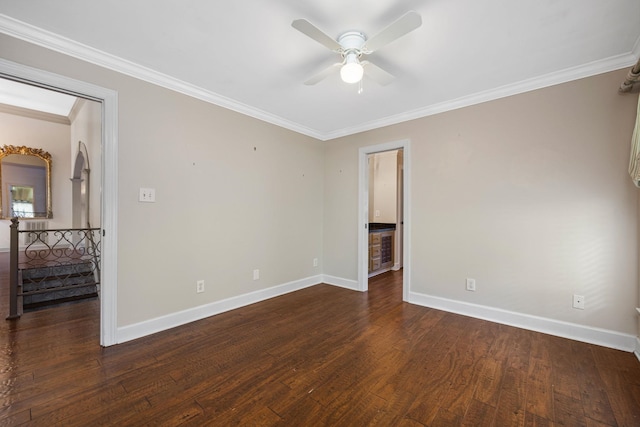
[{"left": 0, "top": 145, "right": 52, "bottom": 219}]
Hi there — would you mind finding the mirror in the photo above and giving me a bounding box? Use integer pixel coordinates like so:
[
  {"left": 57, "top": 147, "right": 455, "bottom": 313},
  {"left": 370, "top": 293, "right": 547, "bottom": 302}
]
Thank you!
[{"left": 0, "top": 145, "right": 52, "bottom": 219}]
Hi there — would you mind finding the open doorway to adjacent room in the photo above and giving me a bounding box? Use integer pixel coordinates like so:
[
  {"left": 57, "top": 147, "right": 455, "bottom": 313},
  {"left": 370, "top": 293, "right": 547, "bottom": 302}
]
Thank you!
[
  {"left": 0, "top": 58, "right": 118, "bottom": 346},
  {"left": 0, "top": 75, "right": 102, "bottom": 315},
  {"left": 367, "top": 149, "right": 403, "bottom": 274},
  {"left": 358, "top": 140, "right": 410, "bottom": 301}
]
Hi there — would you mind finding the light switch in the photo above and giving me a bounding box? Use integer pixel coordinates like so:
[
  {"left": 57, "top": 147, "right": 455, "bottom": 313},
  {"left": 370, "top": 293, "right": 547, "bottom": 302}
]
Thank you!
[{"left": 139, "top": 188, "right": 156, "bottom": 202}]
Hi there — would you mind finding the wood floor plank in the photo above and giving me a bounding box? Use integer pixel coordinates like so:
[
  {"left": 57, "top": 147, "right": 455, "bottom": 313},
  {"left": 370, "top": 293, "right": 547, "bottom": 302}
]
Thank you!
[
  {"left": 523, "top": 411, "right": 554, "bottom": 427},
  {"left": 525, "top": 357, "right": 554, "bottom": 420},
  {"left": 474, "top": 356, "right": 506, "bottom": 407},
  {"left": 486, "top": 324, "right": 514, "bottom": 362},
  {"left": 594, "top": 366, "right": 640, "bottom": 427},
  {"left": 210, "top": 380, "right": 294, "bottom": 425},
  {"left": 331, "top": 390, "right": 389, "bottom": 426},
  {"left": 142, "top": 399, "right": 205, "bottom": 426},
  {"left": 394, "top": 314, "right": 466, "bottom": 398},
  {"left": 2, "top": 364, "right": 120, "bottom": 417},
  {"left": 1, "top": 267, "right": 639, "bottom": 425},
  {"left": 590, "top": 345, "right": 640, "bottom": 386},
  {"left": 460, "top": 398, "right": 495, "bottom": 427},
  {"left": 0, "top": 407, "right": 30, "bottom": 427},
  {"left": 553, "top": 392, "right": 587, "bottom": 427},
  {"left": 570, "top": 342, "right": 618, "bottom": 426},
  {"left": 273, "top": 395, "right": 330, "bottom": 426},
  {"left": 431, "top": 407, "right": 464, "bottom": 427},
  {"left": 437, "top": 350, "right": 485, "bottom": 418},
  {"left": 369, "top": 390, "right": 417, "bottom": 426},
  {"left": 549, "top": 335, "right": 585, "bottom": 417},
  {"left": 233, "top": 405, "right": 283, "bottom": 426},
  {"left": 31, "top": 385, "right": 149, "bottom": 426},
  {"left": 493, "top": 366, "right": 528, "bottom": 426},
  {"left": 507, "top": 327, "right": 533, "bottom": 372}
]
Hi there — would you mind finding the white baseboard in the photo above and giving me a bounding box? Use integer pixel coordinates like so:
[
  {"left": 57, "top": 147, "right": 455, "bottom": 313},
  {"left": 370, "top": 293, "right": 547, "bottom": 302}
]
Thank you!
[
  {"left": 117, "top": 275, "right": 323, "bottom": 344},
  {"left": 409, "top": 291, "right": 636, "bottom": 352},
  {"left": 115, "top": 276, "right": 637, "bottom": 354},
  {"left": 322, "top": 275, "right": 360, "bottom": 291}
]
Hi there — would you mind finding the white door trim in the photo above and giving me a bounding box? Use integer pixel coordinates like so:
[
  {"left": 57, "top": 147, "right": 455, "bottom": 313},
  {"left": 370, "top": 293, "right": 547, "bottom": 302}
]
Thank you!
[
  {"left": 0, "top": 58, "right": 119, "bottom": 346},
  {"left": 358, "top": 139, "right": 411, "bottom": 301}
]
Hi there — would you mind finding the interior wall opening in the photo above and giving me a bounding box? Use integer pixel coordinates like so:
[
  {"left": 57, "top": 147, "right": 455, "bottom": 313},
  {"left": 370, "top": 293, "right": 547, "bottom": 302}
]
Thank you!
[
  {"left": 0, "top": 59, "right": 116, "bottom": 345},
  {"left": 367, "top": 149, "right": 403, "bottom": 284},
  {"left": 358, "top": 140, "right": 411, "bottom": 301}
]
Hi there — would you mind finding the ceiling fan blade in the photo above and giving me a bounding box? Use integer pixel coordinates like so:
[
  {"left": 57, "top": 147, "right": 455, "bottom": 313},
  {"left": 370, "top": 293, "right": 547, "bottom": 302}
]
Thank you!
[
  {"left": 363, "top": 11, "right": 422, "bottom": 53},
  {"left": 304, "top": 63, "right": 341, "bottom": 85},
  {"left": 362, "top": 61, "right": 395, "bottom": 86},
  {"left": 292, "top": 19, "right": 342, "bottom": 51}
]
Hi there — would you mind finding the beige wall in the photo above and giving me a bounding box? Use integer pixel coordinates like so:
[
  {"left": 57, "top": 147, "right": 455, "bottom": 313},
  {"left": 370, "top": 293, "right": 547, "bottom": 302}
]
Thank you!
[
  {"left": 0, "top": 110, "right": 72, "bottom": 248},
  {"left": 0, "top": 34, "right": 324, "bottom": 327},
  {"left": 324, "top": 69, "right": 639, "bottom": 335},
  {"left": 1, "top": 33, "right": 637, "bottom": 340}
]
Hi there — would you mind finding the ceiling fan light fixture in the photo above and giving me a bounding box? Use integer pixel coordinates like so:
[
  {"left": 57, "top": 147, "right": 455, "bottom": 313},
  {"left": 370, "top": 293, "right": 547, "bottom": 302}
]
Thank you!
[
  {"left": 340, "top": 53, "right": 364, "bottom": 84},
  {"left": 293, "top": 11, "right": 422, "bottom": 87}
]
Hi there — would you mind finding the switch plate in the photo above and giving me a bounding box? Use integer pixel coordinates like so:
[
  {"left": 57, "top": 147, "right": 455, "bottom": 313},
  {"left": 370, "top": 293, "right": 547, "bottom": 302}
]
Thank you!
[
  {"left": 253, "top": 269, "right": 260, "bottom": 280},
  {"left": 196, "top": 280, "right": 205, "bottom": 293},
  {"left": 573, "top": 294, "right": 585, "bottom": 310},
  {"left": 313, "top": 258, "right": 318, "bottom": 267},
  {"left": 139, "top": 187, "right": 156, "bottom": 202},
  {"left": 466, "top": 278, "right": 476, "bottom": 291}
]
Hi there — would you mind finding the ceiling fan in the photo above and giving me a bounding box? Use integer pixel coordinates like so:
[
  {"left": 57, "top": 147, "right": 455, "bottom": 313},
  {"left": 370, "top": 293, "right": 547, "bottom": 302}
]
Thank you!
[{"left": 292, "top": 11, "right": 422, "bottom": 87}]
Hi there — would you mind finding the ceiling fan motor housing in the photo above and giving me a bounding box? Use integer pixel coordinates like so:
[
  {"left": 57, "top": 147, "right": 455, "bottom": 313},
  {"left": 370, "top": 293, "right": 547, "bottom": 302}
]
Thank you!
[{"left": 338, "top": 31, "right": 367, "bottom": 57}]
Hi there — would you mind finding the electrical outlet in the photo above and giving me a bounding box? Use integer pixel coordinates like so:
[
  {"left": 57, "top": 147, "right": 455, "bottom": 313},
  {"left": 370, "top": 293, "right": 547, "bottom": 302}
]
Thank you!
[
  {"left": 196, "top": 280, "right": 205, "bottom": 293},
  {"left": 253, "top": 269, "right": 260, "bottom": 280},
  {"left": 313, "top": 258, "right": 318, "bottom": 267},
  {"left": 573, "top": 294, "right": 585, "bottom": 310},
  {"left": 466, "top": 278, "right": 476, "bottom": 291}
]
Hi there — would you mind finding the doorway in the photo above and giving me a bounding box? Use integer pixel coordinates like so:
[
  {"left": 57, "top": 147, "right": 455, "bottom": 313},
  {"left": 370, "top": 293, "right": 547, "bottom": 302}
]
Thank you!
[
  {"left": 358, "top": 140, "right": 411, "bottom": 301},
  {"left": 0, "top": 58, "right": 118, "bottom": 346},
  {"left": 367, "top": 149, "right": 403, "bottom": 276}
]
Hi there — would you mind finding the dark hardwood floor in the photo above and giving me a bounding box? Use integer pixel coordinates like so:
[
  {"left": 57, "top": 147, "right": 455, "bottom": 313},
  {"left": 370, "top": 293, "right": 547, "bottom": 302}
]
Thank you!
[{"left": 1, "top": 267, "right": 640, "bottom": 426}]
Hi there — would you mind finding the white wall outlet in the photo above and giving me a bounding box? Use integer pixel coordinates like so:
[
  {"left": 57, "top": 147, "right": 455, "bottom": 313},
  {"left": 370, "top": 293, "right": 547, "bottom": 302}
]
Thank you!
[
  {"left": 573, "top": 294, "right": 585, "bottom": 310},
  {"left": 375, "top": 210, "right": 381, "bottom": 217},
  {"left": 139, "top": 187, "right": 156, "bottom": 202},
  {"left": 253, "top": 269, "right": 260, "bottom": 280},
  {"left": 466, "top": 278, "right": 476, "bottom": 291},
  {"left": 196, "top": 280, "right": 205, "bottom": 293},
  {"left": 313, "top": 258, "right": 318, "bottom": 267}
]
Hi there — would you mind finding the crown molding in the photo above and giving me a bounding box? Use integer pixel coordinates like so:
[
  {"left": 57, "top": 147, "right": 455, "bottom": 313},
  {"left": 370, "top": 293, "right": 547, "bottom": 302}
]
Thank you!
[
  {"left": 0, "top": 14, "right": 325, "bottom": 140},
  {"left": 1, "top": 14, "right": 638, "bottom": 142},
  {"left": 324, "top": 49, "right": 640, "bottom": 140},
  {"left": 67, "top": 98, "right": 85, "bottom": 123},
  {"left": 0, "top": 102, "right": 70, "bottom": 124}
]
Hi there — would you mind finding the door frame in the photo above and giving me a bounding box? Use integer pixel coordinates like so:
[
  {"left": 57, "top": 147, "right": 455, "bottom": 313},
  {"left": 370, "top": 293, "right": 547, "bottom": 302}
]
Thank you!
[
  {"left": 358, "top": 139, "right": 411, "bottom": 301},
  {"left": 0, "top": 58, "right": 119, "bottom": 346}
]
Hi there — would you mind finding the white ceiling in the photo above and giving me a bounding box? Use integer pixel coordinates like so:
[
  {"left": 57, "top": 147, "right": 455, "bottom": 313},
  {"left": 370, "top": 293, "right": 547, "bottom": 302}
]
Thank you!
[
  {"left": 0, "top": 1, "right": 638, "bottom": 140},
  {"left": 0, "top": 78, "right": 76, "bottom": 117}
]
